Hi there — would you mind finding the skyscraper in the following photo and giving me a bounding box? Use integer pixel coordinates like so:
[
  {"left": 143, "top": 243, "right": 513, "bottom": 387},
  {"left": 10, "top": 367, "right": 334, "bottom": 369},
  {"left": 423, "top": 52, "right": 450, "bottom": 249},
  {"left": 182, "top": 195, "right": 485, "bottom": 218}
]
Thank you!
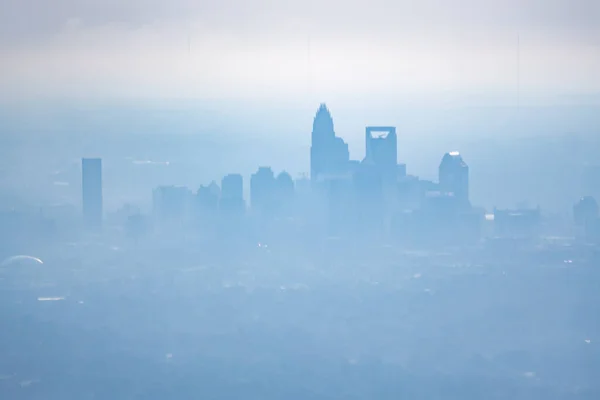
[
  {"left": 363, "top": 127, "right": 399, "bottom": 226},
  {"left": 364, "top": 126, "right": 397, "bottom": 180},
  {"left": 439, "top": 152, "right": 469, "bottom": 206},
  {"left": 310, "top": 104, "right": 350, "bottom": 181},
  {"left": 195, "top": 181, "right": 220, "bottom": 231},
  {"left": 197, "top": 181, "right": 220, "bottom": 214},
  {"left": 220, "top": 173, "right": 245, "bottom": 215},
  {"left": 250, "top": 167, "right": 276, "bottom": 215},
  {"left": 221, "top": 174, "right": 243, "bottom": 201},
  {"left": 82, "top": 158, "right": 103, "bottom": 229},
  {"left": 276, "top": 172, "right": 294, "bottom": 201}
]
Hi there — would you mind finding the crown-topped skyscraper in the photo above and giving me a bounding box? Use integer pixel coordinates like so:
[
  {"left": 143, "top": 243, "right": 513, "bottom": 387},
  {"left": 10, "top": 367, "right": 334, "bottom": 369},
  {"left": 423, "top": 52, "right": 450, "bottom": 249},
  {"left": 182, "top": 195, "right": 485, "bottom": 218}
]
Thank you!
[
  {"left": 310, "top": 104, "right": 350, "bottom": 181},
  {"left": 439, "top": 151, "right": 470, "bottom": 206}
]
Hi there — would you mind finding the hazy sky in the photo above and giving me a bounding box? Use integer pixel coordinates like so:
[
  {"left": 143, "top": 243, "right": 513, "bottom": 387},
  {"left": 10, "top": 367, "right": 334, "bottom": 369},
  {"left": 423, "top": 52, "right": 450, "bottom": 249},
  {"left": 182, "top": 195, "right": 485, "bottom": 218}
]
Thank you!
[{"left": 1, "top": 0, "right": 599, "bottom": 103}]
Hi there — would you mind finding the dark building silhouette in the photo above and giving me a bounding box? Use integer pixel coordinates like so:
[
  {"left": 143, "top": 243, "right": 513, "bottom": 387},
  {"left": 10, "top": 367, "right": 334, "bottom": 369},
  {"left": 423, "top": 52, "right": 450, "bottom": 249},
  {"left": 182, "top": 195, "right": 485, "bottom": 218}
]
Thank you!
[
  {"left": 250, "top": 167, "right": 276, "bottom": 216},
  {"left": 276, "top": 171, "right": 295, "bottom": 215},
  {"left": 362, "top": 127, "right": 401, "bottom": 226},
  {"left": 221, "top": 174, "right": 243, "bottom": 200},
  {"left": 197, "top": 181, "right": 220, "bottom": 211},
  {"left": 220, "top": 173, "right": 245, "bottom": 215},
  {"left": 364, "top": 126, "right": 397, "bottom": 183},
  {"left": 82, "top": 158, "right": 103, "bottom": 229},
  {"left": 439, "top": 152, "right": 469, "bottom": 206},
  {"left": 310, "top": 104, "right": 350, "bottom": 182},
  {"left": 196, "top": 181, "right": 220, "bottom": 228}
]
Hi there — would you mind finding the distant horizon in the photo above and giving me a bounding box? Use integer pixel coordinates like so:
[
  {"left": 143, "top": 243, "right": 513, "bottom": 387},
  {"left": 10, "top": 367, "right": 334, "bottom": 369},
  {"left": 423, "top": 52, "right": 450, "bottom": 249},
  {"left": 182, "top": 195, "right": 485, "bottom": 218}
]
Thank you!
[
  {"left": 1, "top": 97, "right": 599, "bottom": 213},
  {"left": 1, "top": 96, "right": 599, "bottom": 146},
  {"left": 2, "top": 1, "right": 600, "bottom": 102}
]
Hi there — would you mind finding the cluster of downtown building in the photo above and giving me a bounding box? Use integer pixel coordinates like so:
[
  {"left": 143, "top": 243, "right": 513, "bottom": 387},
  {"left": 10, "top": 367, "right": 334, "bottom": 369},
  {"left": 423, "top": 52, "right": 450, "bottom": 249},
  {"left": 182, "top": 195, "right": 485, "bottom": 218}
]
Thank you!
[{"left": 78, "top": 104, "right": 600, "bottom": 247}]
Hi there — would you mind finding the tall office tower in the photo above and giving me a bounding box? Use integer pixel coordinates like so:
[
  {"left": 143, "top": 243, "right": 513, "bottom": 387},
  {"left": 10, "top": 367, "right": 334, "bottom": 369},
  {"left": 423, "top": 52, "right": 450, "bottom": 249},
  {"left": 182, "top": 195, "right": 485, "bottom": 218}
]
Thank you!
[
  {"left": 364, "top": 126, "right": 397, "bottom": 180},
  {"left": 250, "top": 167, "right": 276, "bottom": 215},
  {"left": 439, "top": 151, "right": 470, "bottom": 206},
  {"left": 363, "top": 126, "right": 399, "bottom": 226},
  {"left": 82, "top": 158, "right": 103, "bottom": 229},
  {"left": 220, "top": 173, "right": 245, "bottom": 215},
  {"left": 310, "top": 104, "right": 350, "bottom": 182},
  {"left": 221, "top": 174, "right": 243, "bottom": 200},
  {"left": 195, "top": 181, "right": 220, "bottom": 230},
  {"left": 276, "top": 171, "right": 295, "bottom": 207},
  {"left": 197, "top": 181, "right": 220, "bottom": 213}
]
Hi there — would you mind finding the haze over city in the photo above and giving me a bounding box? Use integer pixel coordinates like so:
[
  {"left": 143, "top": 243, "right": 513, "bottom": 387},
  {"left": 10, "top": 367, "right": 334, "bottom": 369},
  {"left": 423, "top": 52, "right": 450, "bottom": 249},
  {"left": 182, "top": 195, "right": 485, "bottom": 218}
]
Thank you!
[{"left": 1, "top": 0, "right": 600, "bottom": 399}]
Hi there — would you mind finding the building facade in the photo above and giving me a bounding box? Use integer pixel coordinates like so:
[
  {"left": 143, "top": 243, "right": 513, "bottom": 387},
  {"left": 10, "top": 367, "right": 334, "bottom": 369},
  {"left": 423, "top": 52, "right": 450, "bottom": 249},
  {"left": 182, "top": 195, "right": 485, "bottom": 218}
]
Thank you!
[
  {"left": 439, "top": 152, "right": 469, "bottom": 206},
  {"left": 220, "top": 174, "right": 245, "bottom": 215},
  {"left": 310, "top": 104, "right": 350, "bottom": 182},
  {"left": 364, "top": 126, "right": 397, "bottom": 181}
]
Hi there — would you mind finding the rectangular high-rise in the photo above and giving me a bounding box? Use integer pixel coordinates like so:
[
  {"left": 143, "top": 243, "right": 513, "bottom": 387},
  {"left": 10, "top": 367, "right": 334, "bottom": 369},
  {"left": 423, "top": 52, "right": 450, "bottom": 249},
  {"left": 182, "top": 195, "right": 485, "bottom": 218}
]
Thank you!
[
  {"left": 220, "top": 173, "right": 245, "bottom": 216},
  {"left": 82, "top": 158, "right": 103, "bottom": 229},
  {"left": 221, "top": 173, "right": 243, "bottom": 201},
  {"left": 365, "top": 126, "right": 397, "bottom": 174}
]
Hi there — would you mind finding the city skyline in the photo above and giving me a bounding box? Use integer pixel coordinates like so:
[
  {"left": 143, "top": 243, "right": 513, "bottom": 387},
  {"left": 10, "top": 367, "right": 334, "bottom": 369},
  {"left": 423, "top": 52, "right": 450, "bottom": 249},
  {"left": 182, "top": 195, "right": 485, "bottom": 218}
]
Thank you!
[
  {"left": 104, "top": 102, "right": 598, "bottom": 246},
  {"left": 2, "top": 2, "right": 600, "bottom": 399}
]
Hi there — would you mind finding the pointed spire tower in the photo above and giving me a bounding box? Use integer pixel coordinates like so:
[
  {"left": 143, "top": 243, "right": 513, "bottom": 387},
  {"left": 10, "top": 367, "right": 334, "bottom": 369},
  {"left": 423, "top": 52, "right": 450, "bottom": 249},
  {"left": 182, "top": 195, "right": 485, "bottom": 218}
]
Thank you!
[
  {"left": 312, "top": 103, "right": 335, "bottom": 145},
  {"left": 310, "top": 103, "right": 349, "bottom": 181}
]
